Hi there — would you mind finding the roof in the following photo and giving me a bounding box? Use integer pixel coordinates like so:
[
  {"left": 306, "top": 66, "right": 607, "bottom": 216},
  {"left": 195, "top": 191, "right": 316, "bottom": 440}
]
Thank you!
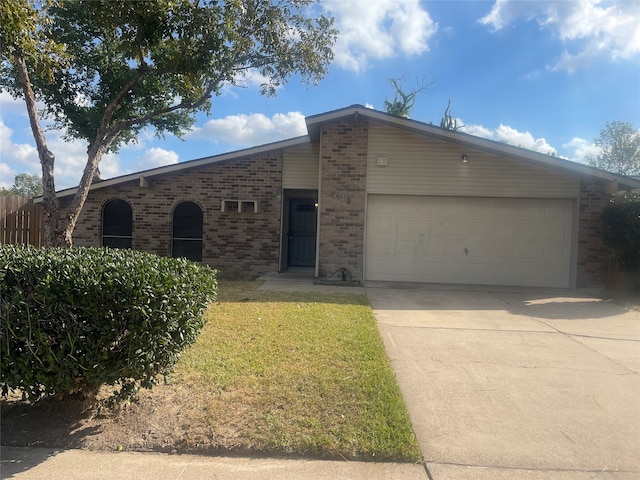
[
  {"left": 38, "top": 105, "right": 640, "bottom": 202},
  {"left": 40, "top": 136, "right": 310, "bottom": 201},
  {"left": 307, "top": 105, "right": 640, "bottom": 190}
]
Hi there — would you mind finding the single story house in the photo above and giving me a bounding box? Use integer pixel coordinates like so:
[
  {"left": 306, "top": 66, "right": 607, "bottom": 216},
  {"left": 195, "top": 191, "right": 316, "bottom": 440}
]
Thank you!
[{"left": 52, "top": 105, "right": 640, "bottom": 289}]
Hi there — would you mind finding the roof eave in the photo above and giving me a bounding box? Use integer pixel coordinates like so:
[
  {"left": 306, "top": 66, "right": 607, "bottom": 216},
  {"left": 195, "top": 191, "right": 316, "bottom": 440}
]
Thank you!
[
  {"left": 305, "top": 105, "right": 640, "bottom": 191},
  {"left": 34, "top": 135, "right": 310, "bottom": 203}
]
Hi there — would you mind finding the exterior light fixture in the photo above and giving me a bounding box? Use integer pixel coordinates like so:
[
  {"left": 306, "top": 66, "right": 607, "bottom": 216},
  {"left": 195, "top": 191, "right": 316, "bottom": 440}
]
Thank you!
[{"left": 461, "top": 154, "right": 468, "bottom": 163}]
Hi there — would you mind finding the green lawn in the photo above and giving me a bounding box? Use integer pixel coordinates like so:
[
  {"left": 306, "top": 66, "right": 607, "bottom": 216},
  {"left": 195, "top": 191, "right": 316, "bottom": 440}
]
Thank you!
[{"left": 171, "top": 281, "right": 422, "bottom": 462}]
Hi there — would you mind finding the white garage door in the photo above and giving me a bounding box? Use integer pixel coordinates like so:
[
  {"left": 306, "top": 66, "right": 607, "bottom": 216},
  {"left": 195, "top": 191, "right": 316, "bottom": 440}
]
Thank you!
[{"left": 365, "top": 195, "right": 574, "bottom": 288}]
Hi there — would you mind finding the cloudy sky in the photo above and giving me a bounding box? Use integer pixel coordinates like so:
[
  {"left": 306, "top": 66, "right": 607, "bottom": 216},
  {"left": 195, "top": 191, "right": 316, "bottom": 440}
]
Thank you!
[{"left": 1, "top": 0, "right": 639, "bottom": 189}]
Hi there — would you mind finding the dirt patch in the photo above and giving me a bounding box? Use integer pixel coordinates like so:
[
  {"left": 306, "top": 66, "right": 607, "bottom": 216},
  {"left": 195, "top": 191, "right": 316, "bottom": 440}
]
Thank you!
[{"left": 1, "top": 384, "right": 261, "bottom": 456}]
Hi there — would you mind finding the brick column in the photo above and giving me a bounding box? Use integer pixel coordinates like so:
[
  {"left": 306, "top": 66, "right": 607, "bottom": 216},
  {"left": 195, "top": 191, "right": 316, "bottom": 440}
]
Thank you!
[
  {"left": 576, "top": 179, "right": 610, "bottom": 289},
  {"left": 317, "top": 116, "right": 368, "bottom": 284}
]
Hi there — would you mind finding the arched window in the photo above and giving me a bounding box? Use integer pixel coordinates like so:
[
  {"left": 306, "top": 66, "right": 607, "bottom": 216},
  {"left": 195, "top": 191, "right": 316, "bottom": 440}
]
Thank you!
[
  {"left": 172, "top": 201, "right": 203, "bottom": 262},
  {"left": 102, "top": 199, "right": 132, "bottom": 249}
]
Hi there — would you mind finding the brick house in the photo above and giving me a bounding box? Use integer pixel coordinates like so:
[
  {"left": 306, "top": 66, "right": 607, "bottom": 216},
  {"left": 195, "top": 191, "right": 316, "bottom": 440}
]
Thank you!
[{"left": 54, "top": 105, "right": 640, "bottom": 289}]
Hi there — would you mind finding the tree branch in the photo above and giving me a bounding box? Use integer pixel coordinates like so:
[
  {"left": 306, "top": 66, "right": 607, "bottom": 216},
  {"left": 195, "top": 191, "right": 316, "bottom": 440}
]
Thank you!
[{"left": 95, "top": 65, "right": 147, "bottom": 145}]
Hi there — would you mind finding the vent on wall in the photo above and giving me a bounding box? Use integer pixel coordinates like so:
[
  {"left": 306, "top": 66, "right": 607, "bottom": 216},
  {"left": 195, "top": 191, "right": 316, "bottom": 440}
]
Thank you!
[{"left": 221, "top": 199, "right": 258, "bottom": 213}]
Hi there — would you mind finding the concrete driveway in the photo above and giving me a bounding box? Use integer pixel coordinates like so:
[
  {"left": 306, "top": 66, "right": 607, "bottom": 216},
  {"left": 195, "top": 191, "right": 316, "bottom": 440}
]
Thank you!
[{"left": 366, "top": 285, "right": 640, "bottom": 480}]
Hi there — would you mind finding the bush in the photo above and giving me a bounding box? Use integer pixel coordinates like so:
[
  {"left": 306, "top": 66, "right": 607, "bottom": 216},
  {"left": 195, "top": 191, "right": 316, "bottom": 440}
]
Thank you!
[
  {"left": 0, "top": 245, "right": 217, "bottom": 403},
  {"left": 602, "top": 192, "right": 640, "bottom": 273}
]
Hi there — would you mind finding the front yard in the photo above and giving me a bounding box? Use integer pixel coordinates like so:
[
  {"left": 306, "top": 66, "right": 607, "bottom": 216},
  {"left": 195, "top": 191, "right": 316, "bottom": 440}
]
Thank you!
[{"left": 1, "top": 281, "right": 421, "bottom": 462}]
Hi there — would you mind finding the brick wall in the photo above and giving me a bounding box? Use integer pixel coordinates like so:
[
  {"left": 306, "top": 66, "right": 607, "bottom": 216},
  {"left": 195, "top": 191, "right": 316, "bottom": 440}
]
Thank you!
[
  {"left": 65, "top": 153, "right": 283, "bottom": 278},
  {"left": 576, "top": 178, "right": 610, "bottom": 289},
  {"left": 317, "top": 117, "right": 368, "bottom": 284}
]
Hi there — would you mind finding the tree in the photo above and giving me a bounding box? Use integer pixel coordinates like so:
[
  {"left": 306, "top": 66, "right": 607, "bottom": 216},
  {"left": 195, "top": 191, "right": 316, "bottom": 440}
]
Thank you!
[
  {"left": 384, "top": 76, "right": 434, "bottom": 118},
  {"left": 601, "top": 192, "right": 640, "bottom": 290},
  {"left": 587, "top": 121, "right": 640, "bottom": 176},
  {"left": 0, "top": 173, "right": 43, "bottom": 197},
  {"left": 439, "top": 99, "right": 464, "bottom": 132},
  {"left": 1, "top": 0, "right": 336, "bottom": 247}
]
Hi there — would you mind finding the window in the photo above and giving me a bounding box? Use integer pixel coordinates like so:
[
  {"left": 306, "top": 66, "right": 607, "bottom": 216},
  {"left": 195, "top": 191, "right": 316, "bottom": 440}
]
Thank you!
[
  {"left": 102, "top": 199, "right": 132, "bottom": 249},
  {"left": 221, "top": 199, "right": 258, "bottom": 213},
  {"left": 172, "top": 201, "right": 203, "bottom": 262}
]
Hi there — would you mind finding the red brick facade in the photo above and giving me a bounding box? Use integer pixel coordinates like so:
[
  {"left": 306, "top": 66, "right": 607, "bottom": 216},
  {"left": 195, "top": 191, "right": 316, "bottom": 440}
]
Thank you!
[
  {"left": 65, "top": 153, "right": 282, "bottom": 278},
  {"left": 316, "top": 117, "right": 368, "bottom": 283}
]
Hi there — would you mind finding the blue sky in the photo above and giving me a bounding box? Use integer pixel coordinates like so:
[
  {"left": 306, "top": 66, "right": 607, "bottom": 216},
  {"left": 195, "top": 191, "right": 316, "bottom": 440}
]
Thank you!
[{"left": 1, "top": 0, "right": 639, "bottom": 189}]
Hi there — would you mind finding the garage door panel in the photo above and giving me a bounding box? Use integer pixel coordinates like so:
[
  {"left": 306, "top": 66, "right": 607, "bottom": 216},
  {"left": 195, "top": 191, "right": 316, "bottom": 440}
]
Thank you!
[
  {"left": 493, "top": 223, "right": 517, "bottom": 241},
  {"left": 366, "top": 195, "right": 573, "bottom": 288},
  {"left": 542, "top": 223, "right": 569, "bottom": 242},
  {"left": 442, "top": 241, "right": 466, "bottom": 257},
  {"left": 443, "top": 221, "right": 469, "bottom": 237},
  {"left": 543, "top": 245, "right": 565, "bottom": 263},
  {"left": 492, "top": 243, "right": 515, "bottom": 260}
]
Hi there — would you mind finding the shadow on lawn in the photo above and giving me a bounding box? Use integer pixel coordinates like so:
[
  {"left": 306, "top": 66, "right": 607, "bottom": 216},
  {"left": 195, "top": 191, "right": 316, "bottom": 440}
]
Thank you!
[{"left": 1, "top": 395, "right": 103, "bottom": 450}]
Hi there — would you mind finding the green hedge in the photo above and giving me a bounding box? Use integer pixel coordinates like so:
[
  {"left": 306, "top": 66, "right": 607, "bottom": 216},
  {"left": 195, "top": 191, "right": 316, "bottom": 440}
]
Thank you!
[
  {"left": 0, "top": 245, "right": 217, "bottom": 403},
  {"left": 602, "top": 192, "right": 640, "bottom": 273}
]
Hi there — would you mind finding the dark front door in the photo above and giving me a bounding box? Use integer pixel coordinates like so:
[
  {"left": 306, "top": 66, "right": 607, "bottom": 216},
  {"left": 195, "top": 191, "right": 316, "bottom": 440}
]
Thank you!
[{"left": 288, "top": 198, "right": 317, "bottom": 267}]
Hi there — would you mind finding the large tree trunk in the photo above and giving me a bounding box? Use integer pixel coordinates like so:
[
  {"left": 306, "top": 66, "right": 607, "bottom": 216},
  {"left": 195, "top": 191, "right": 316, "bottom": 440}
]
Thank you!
[
  {"left": 15, "top": 56, "right": 63, "bottom": 247},
  {"left": 60, "top": 144, "right": 106, "bottom": 247}
]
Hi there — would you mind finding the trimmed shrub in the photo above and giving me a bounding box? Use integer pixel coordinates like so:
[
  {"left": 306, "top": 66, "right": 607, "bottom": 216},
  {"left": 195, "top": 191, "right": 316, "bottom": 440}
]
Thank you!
[
  {"left": 602, "top": 192, "right": 640, "bottom": 273},
  {"left": 0, "top": 245, "right": 217, "bottom": 403}
]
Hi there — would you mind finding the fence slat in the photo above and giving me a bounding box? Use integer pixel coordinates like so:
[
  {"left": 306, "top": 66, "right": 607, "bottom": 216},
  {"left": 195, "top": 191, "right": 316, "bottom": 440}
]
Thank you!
[{"left": 0, "top": 195, "right": 44, "bottom": 247}]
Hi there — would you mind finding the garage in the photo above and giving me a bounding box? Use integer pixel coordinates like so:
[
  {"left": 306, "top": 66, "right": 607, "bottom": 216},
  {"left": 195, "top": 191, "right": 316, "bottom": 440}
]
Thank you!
[{"left": 365, "top": 195, "right": 574, "bottom": 288}]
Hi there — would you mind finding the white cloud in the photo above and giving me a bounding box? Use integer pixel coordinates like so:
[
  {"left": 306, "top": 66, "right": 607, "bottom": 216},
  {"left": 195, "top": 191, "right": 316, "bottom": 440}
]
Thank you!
[
  {"left": 562, "top": 137, "right": 600, "bottom": 165},
  {"left": 188, "top": 111, "right": 307, "bottom": 146},
  {"left": 0, "top": 118, "right": 40, "bottom": 185},
  {"left": 0, "top": 162, "right": 16, "bottom": 189},
  {"left": 461, "top": 121, "right": 557, "bottom": 155},
  {"left": 221, "top": 68, "right": 285, "bottom": 98},
  {"left": 0, "top": 115, "right": 126, "bottom": 189},
  {"left": 323, "top": 0, "right": 437, "bottom": 72},
  {"left": 479, "top": 0, "right": 640, "bottom": 71},
  {"left": 131, "top": 147, "right": 179, "bottom": 172},
  {"left": 0, "top": 91, "right": 29, "bottom": 118}
]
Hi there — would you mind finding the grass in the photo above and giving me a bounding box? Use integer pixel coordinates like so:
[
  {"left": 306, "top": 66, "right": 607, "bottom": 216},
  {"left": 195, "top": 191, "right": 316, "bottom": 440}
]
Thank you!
[{"left": 170, "top": 280, "right": 422, "bottom": 462}]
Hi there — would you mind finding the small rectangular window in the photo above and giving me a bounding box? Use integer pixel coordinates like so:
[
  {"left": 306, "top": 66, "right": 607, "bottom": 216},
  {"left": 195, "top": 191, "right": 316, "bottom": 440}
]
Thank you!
[
  {"left": 222, "top": 199, "right": 258, "bottom": 213},
  {"left": 221, "top": 200, "right": 238, "bottom": 212},
  {"left": 240, "top": 200, "right": 258, "bottom": 213}
]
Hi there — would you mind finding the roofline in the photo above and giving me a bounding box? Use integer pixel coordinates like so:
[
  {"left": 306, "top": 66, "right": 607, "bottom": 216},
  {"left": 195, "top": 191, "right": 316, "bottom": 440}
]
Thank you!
[
  {"left": 306, "top": 104, "right": 640, "bottom": 190},
  {"left": 37, "top": 105, "right": 640, "bottom": 203},
  {"left": 35, "top": 135, "right": 310, "bottom": 202}
]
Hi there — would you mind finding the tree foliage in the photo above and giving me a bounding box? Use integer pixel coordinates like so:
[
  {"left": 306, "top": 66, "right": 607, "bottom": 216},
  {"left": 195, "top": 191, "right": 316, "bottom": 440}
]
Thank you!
[
  {"left": 0, "top": 173, "right": 43, "bottom": 197},
  {"left": 384, "top": 76, "right": 434, "bottom": 118},
  {"left": 601, "top": 191, "right": 640, "bottom": 275},
  {"left": 439, "top": 99, "right": 464, "bottom": 132},
  {"left": 587, "top": 121, "right": 640, "bottom": 176},
  {"left": 1, "top": 0, "right": 336, "bottom": 246}
]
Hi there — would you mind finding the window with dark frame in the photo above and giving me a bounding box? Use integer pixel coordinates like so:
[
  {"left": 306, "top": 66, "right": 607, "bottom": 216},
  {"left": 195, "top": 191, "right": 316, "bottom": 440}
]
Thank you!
[
  {"left": 172, "top": 201, "right": 203, "bottom": 262},
  {"left": 102, "top": 199, "right": 133, "bottom": 249}
]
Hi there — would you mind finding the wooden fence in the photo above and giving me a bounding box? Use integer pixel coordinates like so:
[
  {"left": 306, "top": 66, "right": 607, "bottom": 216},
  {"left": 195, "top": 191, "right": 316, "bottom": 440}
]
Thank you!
[{"left": 0, "top": 195, "right": 44, "bottom": 247}]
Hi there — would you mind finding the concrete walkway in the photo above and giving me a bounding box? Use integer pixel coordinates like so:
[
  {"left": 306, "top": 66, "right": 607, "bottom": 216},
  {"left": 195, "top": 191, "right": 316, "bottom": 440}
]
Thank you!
[
  {"left": 0, "top": 447, "right": 426, "bottom": 480},
  {"left": 367, "top": 285, "right": 640, "bottom": 479}
]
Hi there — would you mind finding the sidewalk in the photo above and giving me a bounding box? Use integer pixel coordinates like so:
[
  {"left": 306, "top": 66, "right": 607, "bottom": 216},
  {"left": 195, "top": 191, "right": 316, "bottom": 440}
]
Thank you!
[{"left": 0, "top": 447, "right": 428, "bottom": 480}]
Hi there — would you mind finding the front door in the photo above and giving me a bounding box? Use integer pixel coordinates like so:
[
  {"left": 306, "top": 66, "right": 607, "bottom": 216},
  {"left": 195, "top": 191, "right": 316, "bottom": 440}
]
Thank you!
[{"left": 288, "top": 198, "right": 317, "bottom": 267}]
